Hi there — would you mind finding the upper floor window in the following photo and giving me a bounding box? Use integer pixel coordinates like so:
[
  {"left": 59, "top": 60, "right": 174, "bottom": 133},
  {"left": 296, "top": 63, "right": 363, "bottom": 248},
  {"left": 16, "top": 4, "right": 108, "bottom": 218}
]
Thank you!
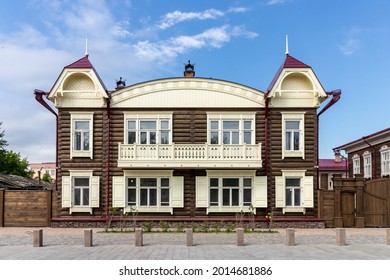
[
  {"left": 281, "top": 112, "right": 305, "bottom": 159},
  {"left": 125, "top": 113, "right": 172, "bottom": 145},
  {"left": 207, "top": 113, "right": 255, "bottom": 145},
  {"left": 70, "top": 112, "right": 93, "bottom": 159},
  {"left": 352, "top": 154, "right": 360, "bottom": 176},
  {"left": 363, "top": 151, "right": 372, "bottom": 179},
  {"left": 380, "top": 145, "right": 390, "bottom": 177}
]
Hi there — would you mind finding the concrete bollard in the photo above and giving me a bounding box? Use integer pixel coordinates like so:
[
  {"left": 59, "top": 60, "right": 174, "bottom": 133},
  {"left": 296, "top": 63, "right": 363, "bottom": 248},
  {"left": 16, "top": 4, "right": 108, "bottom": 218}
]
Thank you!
[
  {"left": 285, "top": 228, "right": 295, "bottom": 246},
  {"left": 135, "top": 228, "right": 143, "bottom": 247},
  {"left": 236, "top": 228, "right": 244, "bottom": 246},
  {"left": 185, "top": 228, "right": 193, "bottom": 246},
  {"left": 84, "top": 229, "right": 93, "bottom": 247},
  {"left": 336, "top": 228, "right": 346, "bottom": 246},
  {"left": 33, "top": 229, "right": 43, "bottom": 247},
  {"left": 387, "top": 229, "right": 390, "bottom": 245}
]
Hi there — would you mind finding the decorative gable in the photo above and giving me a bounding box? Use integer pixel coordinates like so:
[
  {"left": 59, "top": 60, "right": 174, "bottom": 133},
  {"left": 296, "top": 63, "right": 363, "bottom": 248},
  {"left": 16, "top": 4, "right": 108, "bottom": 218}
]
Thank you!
[
  {"left": 267, "top": 55, "right": 328, "bottom": 108},
  {"left": 48, "top": 56, "right": 108, "bottom": 108}
]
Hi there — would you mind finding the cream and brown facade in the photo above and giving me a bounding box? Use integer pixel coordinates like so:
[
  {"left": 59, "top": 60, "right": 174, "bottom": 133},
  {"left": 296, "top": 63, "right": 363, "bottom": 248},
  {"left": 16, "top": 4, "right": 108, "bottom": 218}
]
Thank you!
[{"left": 36, "top": 54, "right": 338, "bottom": 226}]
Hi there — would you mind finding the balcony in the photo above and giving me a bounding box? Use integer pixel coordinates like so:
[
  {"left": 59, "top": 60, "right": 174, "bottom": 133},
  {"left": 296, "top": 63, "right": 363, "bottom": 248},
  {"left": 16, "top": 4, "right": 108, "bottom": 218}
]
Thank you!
[{"left": 118, "top": 143, "right": 262, "bottom": 168}]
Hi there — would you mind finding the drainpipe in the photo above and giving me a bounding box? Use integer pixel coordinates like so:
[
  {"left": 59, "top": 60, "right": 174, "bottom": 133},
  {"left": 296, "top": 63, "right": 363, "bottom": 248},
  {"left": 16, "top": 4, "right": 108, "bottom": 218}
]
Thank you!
[
  {"left": 264, "top": 93, "right": 269, "bottom": 177},
  {"left": 362, "top": 137, "right": 376, "bottom": 179},
  {"left": 34, "top": 89, "right": 59, "bottom": 191},
  {"left": 316, "top": 89, "right": 342, "bottom": 189},
  {"left": 105, "top": 95, "right": 111, "bottom": 223}
]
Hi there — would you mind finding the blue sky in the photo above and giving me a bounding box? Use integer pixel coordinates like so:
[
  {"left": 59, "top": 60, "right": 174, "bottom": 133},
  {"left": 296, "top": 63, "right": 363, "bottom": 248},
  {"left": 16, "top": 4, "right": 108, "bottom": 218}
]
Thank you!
[{"left": 0, "top": 0, "right": 389, "bottom": 163}]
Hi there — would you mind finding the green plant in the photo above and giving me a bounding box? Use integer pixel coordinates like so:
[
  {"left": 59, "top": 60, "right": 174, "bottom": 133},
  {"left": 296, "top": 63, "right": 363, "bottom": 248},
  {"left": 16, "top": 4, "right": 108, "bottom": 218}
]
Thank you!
[
  {"left": 235, "top": 210, "right": 245, "bottom": 227},
  {"left": 200, "top": 221, "right": 210, "bottom": 232},
  {"left": 143, "top": 221, "right": 153, "bottom": 232},
  {"left": 191, "top": 222, "right": 198, "bottom": 233},
  {"left": 225, "top": 223, "right": 235, "bottom": 233},
  {"left": 176, "top": 222, "right": 184, "bottom": 233},
  {"left": 160, "top": 220, "right": 170, "bottom": 232}
]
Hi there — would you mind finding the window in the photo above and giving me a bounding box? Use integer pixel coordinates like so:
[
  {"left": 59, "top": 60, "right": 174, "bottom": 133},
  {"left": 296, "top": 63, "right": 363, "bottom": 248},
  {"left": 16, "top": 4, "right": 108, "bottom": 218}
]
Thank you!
[
  {"left": 70, "top": 113, "right": 93, "bottom": 158},
  {"left": 127, "top": 177, "right": 170, "bottom": 207},
  {"left": 363, "top": 151, "right": 372, "bottom": 179},
  {"left": 285, "top": 178, "right": 301, "bottom": 207},
  {"left": 281, "top": 112, "right": 305, "bottom": 158},
  {"left": 125, "top": 113, "right": 172, "bottom": 145},
  {"left": 195, "top": 170, "right": 267, "bottom": 213},
  {"left": 275, "top": 170, "right": 313, "bottom": 213},
  {"left": 207, "top": 113, "right": 255, "bottom": 145},
  {"left": 112, "top": 170, "right": 184, "bottom": 214},
  {"left": 73, "top": 177, "right": 90, "bottom": 206},
  {"left": 208, "top": 177, "right": 251, "bottom": 207},
  {"left": 61, "top": 170, "right": 100, "bottom": 214},
  {"left": 380, "top": 146, "right": 390, "bottom": 177},
  {"left": 352, "top": 154, "right": 360, "bottom": 176}
]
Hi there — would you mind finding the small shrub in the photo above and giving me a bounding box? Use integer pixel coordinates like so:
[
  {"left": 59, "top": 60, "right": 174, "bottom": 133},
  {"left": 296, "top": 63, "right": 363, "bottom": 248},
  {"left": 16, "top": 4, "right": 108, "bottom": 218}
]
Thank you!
[
  {"left": 176, "top": 222, "right": 184, "bottom": 233},
  {"left": 143, "top": 221, "right": 153, "bottom": 232},
  {"left": 160, "top": 221, "right": 170, "bottom": 232}
]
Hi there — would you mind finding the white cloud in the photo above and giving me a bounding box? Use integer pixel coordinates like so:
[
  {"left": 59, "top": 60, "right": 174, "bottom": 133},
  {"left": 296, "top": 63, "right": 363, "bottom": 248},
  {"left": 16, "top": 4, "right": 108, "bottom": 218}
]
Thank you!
[
  {"left": 267, "top": 0, "right": 289, "bottom": 5},
  {"left": 339, "top": 27, "right": 362, "bottom": 55},
  {"left": 157, "top": 9, "right": 225, "bottom": 30}
]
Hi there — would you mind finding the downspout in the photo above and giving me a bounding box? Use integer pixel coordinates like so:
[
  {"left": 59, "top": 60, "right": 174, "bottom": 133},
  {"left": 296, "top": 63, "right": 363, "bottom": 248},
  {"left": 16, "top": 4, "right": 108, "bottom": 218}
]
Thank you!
[
  {"left": 105, "top": 95, "right": 111, "bottom": 223},
  {"left": 362, "top": 137, "right": 376, "bottom": 179},
  {"left": 34, "top": 89, "right": 59, "bottom": 191},
  {"left": 316, "top": 89, "right": 342, "bottom": 189},
  {"left": 264, "top": 92, "right": 269, "bottom": 177}
]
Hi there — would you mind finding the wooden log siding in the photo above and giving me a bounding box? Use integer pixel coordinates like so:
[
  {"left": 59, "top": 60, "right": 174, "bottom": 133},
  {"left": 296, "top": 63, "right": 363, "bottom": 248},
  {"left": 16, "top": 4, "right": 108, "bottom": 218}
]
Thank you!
[{"left": 267, "top": 108, "right": 319, "bottom": 217}]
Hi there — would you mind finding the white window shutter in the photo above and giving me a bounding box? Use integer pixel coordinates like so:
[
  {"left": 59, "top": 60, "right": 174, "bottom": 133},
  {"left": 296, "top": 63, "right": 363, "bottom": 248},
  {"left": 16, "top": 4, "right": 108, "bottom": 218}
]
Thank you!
[
  {"left": 170, "top": 176, "right": 184, "bottom": 207},
  {"left": 90, "top": 176, "right": 100, "bottom": 207},
  {"left": 253, "top": 176, "right": 267, "bottom": 207},
  {"left": 61, "top": 176, "right": 72, "bottom": 208},
  {"left": 112, "top": 176, "right": 126, "bottom": 208},
  {"left": 302, "top": 176, "right": 314, "bottom": 207},
  {"left": 275, "top": 176, "right": 285, "bottom": 207},
  {"left": 195, "top": 176, "right": 208, "bottom": 207}
]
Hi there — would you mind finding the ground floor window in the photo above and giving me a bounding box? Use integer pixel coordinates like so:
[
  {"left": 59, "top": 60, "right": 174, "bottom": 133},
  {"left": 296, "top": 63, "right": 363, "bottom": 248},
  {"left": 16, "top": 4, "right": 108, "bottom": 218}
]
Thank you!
[
  {"left": 73, "top": 177, "right": 90, "bottom": 206},
  {"left": 209, "top": 177, "right": 252, "bottom": 207},
  {"left": 285, "top": 178, "right": 301, "bottom": 207},
  {"left": 127, "top": 177, "right": 170, "bottom": 207}
]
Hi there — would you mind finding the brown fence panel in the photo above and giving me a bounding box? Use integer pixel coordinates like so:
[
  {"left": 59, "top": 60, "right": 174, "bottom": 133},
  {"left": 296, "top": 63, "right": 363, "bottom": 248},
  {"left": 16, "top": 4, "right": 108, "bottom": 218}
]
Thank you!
[
  {"left": 364, "top": 178, "right": 390, "bottom": 227},
  {"left": 3, "top": 190, "right": 51, "bottom": 227},
  {"left": 318, "top": 189, "right": 335, "bottom": 227}
]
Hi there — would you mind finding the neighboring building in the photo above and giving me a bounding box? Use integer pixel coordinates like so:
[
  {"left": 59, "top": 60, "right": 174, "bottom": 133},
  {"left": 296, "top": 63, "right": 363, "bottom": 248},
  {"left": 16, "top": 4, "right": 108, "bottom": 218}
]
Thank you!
[
  {"left": 35, "top": 52, "right": 340, "bottom": 227},
  {"left": 334, "top": 128, "right": 390, "bottom": 179},
  {"left": 0, "top": 174, "right": 54, "bottom": 190},
  {"left": 30, "top": 162, "right": 56, "bottom": 180},
  {"left": 319, "top": 150, "right": 348, "bottom": 190}
]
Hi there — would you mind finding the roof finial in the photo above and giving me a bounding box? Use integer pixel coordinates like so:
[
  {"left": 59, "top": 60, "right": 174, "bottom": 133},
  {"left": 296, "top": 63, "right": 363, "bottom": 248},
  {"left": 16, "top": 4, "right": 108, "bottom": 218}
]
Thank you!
[
  {"left": 85, "top": 35, "right": 89, "bottom": 57},
  {"left": 285, "top": 34, "right": 289, "bottom": 55}
]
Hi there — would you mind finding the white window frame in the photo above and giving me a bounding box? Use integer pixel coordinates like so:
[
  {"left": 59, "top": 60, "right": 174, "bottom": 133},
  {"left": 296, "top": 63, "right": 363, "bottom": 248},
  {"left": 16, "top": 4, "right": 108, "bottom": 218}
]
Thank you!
[
  {"left": 352, "top": 154, "right": 360, "bottom": 176},
  {"left": 281, "top": 112, "right": 305, "bottom": 159},
  {"left": 195, "top": 170, "right": 267, "bottom": 214},
  {"left": 70, "top": 112, "right": 93, "bottom": 159},
  {"left": 275, "top": 170, "right": 313, "bottom": 214},
  {"left": 207, "top": 113, "right": 255, "bottom": 145},
  {"left": 380, "top": 145, "right": 390, "bottom": 177},
  {"left": 61, "top": 170, "right": 100, "bottom": 214},
  {"left": 112, "top": 170, "right": 184, "bottom": 214},
  {"left": 363, "top": 151, "right": 372, "bottom": 179},
  {"left": 124, "top": 112, "right": 172, "bottom": 145}
]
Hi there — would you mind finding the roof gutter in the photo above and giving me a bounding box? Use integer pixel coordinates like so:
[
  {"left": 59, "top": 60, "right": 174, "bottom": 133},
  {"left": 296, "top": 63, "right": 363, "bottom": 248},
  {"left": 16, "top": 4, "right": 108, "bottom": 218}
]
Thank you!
[
  {"left": 34, "top": 89, "right": 59, "bottom": 191},
  {"left": 316, "top": 89, "right": 342, "bottom": 189}
]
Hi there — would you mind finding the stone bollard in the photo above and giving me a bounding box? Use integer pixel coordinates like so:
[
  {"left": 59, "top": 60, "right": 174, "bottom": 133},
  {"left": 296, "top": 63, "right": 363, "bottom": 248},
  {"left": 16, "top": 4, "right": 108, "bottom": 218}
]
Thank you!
[
  {"left": 135, "top": 228, "right": 143, "bottom": 247},
  {"left": 33, "top": 229, "right": 43, "bottom": 247},
  {"left": 236, "top": 228, "right": 244, "bottom": 246},
  {"left": 84, "top": 229, "right": 93, "bottom": 247},
  {"left": 387, "top": 229, "right": 390, "bottom": 245},
  {"left": 285, "top": 228, "right": 295, "bottom": 246},
  {"left": 336, "top": 228, "right": 346, "bottom": 246},
  {"left": 185, "top": 228, "right": 193, "bottom": 246}
]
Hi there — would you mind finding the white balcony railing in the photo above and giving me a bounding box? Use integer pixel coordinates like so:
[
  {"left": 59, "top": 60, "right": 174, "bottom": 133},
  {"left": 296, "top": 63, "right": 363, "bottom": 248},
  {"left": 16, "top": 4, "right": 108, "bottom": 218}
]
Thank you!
[{"left": 118, "top": 143, "right": 262, "bottom": 168}]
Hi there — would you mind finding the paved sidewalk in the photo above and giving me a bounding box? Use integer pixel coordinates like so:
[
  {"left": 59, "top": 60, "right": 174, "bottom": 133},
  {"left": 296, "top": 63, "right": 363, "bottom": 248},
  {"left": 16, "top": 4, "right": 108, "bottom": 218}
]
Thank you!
[{"left": 0, "top": 227, "right": 389, "bottom": 260}]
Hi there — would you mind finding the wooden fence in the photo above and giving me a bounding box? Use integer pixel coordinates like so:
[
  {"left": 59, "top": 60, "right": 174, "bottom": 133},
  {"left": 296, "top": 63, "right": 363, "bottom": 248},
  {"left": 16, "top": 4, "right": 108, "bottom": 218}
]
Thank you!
[
  {"left": 0, "top": 190, "right": 52, "bottom": 227},
  {"left": 318, "top": 176, "right": 390, "bottom": 228}
]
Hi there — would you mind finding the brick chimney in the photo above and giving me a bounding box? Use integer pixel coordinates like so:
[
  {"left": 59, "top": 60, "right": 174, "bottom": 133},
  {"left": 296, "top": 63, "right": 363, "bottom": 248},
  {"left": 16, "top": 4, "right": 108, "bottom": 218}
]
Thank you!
[
  {"left": 184, "top": 60, "right": 195, "bottom": 78},
  {"left": 334, "top": 149, "right": 341, "bottom": 163}
]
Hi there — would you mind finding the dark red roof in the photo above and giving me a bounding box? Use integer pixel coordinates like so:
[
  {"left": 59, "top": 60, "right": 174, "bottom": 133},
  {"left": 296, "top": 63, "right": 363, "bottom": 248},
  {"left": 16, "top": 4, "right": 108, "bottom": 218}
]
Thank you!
[
  {"left": 267, "top": 54, "right": 311, "bottom": 92},
  {"left": 319, "top": 159, "right": 347, "bottom": 170},
  {"left": 65, "top": 55, "right": 93, "bottom": 68}
]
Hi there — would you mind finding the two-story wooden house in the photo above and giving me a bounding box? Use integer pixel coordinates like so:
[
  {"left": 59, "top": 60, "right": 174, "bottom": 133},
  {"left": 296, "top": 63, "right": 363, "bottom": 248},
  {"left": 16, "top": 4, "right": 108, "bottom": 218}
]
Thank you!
[{"left": 35, "top": 52, "right": 339, "bottom": 227}]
